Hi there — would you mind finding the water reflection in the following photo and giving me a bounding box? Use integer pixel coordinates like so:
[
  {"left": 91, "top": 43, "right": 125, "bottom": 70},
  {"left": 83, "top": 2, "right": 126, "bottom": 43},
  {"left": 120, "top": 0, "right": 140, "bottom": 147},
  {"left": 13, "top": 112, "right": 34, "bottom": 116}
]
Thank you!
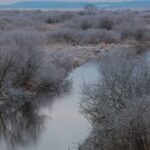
[
  {"left": 0, "top": 61, "right": 99, "bottom": 150},
  {"left": 0, "top": 79, "right": 72, "bottom": 150},
  {"left": 0, "top": 100, "right": 45, "bottom": 150}
]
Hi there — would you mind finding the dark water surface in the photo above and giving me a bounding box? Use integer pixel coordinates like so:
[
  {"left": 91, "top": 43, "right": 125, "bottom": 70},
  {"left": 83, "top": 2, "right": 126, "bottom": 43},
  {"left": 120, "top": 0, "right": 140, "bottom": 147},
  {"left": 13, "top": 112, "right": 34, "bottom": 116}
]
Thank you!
[{"left": 0, "top": 61, "right": 99, "bottom": 150}]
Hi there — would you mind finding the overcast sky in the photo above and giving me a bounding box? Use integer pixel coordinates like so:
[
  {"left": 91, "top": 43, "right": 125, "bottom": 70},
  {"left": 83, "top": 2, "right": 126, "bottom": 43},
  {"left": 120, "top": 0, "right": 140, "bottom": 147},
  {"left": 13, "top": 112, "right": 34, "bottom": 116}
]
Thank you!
[{"left": 0, "top": 0, "right": 138, "bottom": 4}]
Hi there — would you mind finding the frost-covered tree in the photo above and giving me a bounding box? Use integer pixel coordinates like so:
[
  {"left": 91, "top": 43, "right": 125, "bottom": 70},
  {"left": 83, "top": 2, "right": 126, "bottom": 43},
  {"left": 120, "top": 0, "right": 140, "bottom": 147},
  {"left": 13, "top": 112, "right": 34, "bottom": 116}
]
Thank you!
[{"left": 80, "top": 53, "right": 150, "bottom": 150}]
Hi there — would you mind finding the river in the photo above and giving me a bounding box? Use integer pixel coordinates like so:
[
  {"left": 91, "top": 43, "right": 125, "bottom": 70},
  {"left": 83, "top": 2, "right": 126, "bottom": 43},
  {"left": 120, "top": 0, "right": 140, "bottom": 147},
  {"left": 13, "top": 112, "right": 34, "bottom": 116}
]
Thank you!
[{"left": 0, "top": 61, "right": 99, "bottom": 150}]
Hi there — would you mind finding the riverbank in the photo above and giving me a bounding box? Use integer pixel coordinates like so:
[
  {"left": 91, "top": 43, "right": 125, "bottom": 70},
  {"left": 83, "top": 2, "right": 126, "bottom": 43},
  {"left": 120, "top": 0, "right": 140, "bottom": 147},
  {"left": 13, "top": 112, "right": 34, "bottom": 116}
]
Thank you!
[{"left": 46, "top": 42, "right": 136, "bottom": 67}]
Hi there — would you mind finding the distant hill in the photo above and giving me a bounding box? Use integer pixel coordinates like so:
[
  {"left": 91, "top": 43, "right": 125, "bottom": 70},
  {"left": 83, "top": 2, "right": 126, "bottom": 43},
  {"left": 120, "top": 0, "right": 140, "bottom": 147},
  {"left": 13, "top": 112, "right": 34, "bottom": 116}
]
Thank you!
[
  {"left": 1, "top": 1, "right": 86, "bottom": 9},
  {"left": 0, "top": 1, "right": 150, "bottom": 9}
]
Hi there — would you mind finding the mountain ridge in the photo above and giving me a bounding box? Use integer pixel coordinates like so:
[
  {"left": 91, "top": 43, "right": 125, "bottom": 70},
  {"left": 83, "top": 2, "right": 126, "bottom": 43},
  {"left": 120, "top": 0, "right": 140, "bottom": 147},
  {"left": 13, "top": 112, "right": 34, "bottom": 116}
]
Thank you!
[{"left": 0, "top": 0, "right": 150, "bottom": 9}]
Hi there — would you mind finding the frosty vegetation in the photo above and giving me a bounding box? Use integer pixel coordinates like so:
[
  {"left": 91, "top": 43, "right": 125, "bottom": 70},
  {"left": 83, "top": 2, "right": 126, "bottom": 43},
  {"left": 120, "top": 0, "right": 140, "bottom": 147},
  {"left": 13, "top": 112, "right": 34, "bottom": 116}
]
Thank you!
[
  {"left": 0, "top": 11, "right": 74, "bottom": 99},
  {"left": 0, "top": 10, "right": 150, "bottom": 48},
  {"left": 47, "top": 10, "right": 150, "bottom": 48},
  {"left": 0, "top": 31, "right": 68, "bottom": 94},
  {"left": 0, "top": 9, "right": 150, "bottom": 149},
  {"left": 80, "top": 53, "right": 150, "bottom": 150}
]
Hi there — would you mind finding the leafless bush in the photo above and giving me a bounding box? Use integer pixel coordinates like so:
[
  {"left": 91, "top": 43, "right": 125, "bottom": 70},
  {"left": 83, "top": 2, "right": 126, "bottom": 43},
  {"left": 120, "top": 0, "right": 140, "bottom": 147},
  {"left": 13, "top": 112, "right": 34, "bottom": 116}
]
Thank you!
[
  {"left": 0, "top": 28, "right": 72, "bottom": 94},
  {"left": 2, "top": 31, "right": 43, "bottom": 88},
  {"left": 46, "top": 11, "right": 75, "bottom": 24},
  {"left": 133, "top": 26, "right": 149, "bottom": 42},
  {"left": 81, "top": 29, "right": 121, "bottom": 44},
  {"left": 0, "top": 31, "right": 44, "bottom": 91},
  {"left": 1, "top": 10, "right": 149, "bottom": 45},
  {"left": 36, "top": 63, "right": 67, "bottom": 93},
  {"left": 50, "top": 52, "right": 73, "bottom": 71},
  {"left": 61, "top": 11, "right": 150, "bottom": 45},
  {"left": 0, "top": 47, "right": 17, "bottom": 89},
  {"left": 48, "top": 28, "right": 120, "bottom": 44},
  {"left": 48, "top": 28, "right": 82, "bottom": 44},
  {"left": 80, "top": 54, "right": 150, "bottom": 150},
  {"left": 115, "top": 24, "right": 135, "bottom": 41},
  {"left": 65, "top": 15, "right": 94, "bottom": 30},
  {"left": 97, "top": 15, "right": 114, "bottom": 30},
  {"left": 0, "top": 15, "right": 44, "bottom": 31},
  {"left": 0, "top": 31, "right": 66, "bottom": 90},
  {"left": 66, "top": 11, "right": 137, "bottom": 30},
  {"left": 36, "top": 52, "right": 73, "bottom": 92}
]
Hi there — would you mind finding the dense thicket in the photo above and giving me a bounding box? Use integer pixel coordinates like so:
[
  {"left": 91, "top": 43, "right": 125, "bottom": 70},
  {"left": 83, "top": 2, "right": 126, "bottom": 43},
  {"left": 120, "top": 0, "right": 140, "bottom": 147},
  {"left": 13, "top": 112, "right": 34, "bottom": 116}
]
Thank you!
[
  {"left": 0, "top": 31, "right": 72, "bottom": 96},
  {"left": 46, "top": 10, "right": 150, "bottom": 47},
  {"left": 0, "top": 10, "right": 150, "bottom": 46},
  {"left": 80, "top": 53, "right": 150, "bottom": 150}
]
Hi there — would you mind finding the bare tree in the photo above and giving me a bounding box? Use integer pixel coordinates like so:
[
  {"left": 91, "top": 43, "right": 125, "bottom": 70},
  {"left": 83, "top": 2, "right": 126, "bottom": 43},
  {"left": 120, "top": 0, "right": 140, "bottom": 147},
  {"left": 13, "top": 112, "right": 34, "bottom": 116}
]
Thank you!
[
  {"left": 6, "top": 31, "right": 44, "bottom": 88},
  {"left": 80, "top": 53, "right": 150, "bottom": 150},
  {"left": 0, "top": 48, "right": 16, "bottom": 89}
]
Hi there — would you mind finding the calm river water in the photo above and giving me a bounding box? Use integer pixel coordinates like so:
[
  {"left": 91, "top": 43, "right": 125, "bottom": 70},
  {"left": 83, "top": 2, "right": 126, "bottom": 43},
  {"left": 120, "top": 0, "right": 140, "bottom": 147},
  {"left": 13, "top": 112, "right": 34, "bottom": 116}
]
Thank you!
[{"left": 0, "top": 61, "right": 99, "bottom": 150}]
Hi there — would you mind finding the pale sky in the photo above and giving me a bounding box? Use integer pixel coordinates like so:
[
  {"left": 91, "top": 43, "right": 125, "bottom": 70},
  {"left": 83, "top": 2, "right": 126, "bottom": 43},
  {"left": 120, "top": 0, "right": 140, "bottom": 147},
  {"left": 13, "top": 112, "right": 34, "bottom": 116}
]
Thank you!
[{"left": 0, "top": 0, "right": 136, "bottom": 4}]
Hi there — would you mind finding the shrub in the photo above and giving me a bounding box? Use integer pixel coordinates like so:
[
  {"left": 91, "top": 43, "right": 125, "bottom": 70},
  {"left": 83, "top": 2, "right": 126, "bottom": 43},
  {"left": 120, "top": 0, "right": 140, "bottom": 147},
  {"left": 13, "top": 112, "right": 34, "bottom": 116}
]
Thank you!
[
  {"left": 80, "top": 54, "right": 150, "bottom": 150},
  {"left": 48, "top": 28, "right": 82, "bottom": 44},
  {"left": 81, "top": 29, "right": 121, "bottom": 44},
  {"left": 3, "top": 31, "right": 43, "bottom": 88},
  {"left": 0, "top": 47, "right": 17, "bottom": 89},
  {"left": 48, "top": 28, "right": 121, "bottom": 45},
  {"left": 36, "top": 63, "right": 66, "bottom": 92},
  {"left": 35, "top": 52, "right": 73, "bottom": 93},
  {"left": 45, "top": 11, "right": 75, "bottom": 24},
  {"left": 65, "top": 16, "right": 93, "bottom": 30},
  {"left": 133, "top": 26, "right": 148, "bottom": 42},
  {"left": 0, "top": 31, "right": 44, "bottom": 90},
  {"left": 98, "top": 15, "right": 114, "bottom": 30},
  {"left": 115, "top": 24, "right": 135, "bottom": 41}
]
